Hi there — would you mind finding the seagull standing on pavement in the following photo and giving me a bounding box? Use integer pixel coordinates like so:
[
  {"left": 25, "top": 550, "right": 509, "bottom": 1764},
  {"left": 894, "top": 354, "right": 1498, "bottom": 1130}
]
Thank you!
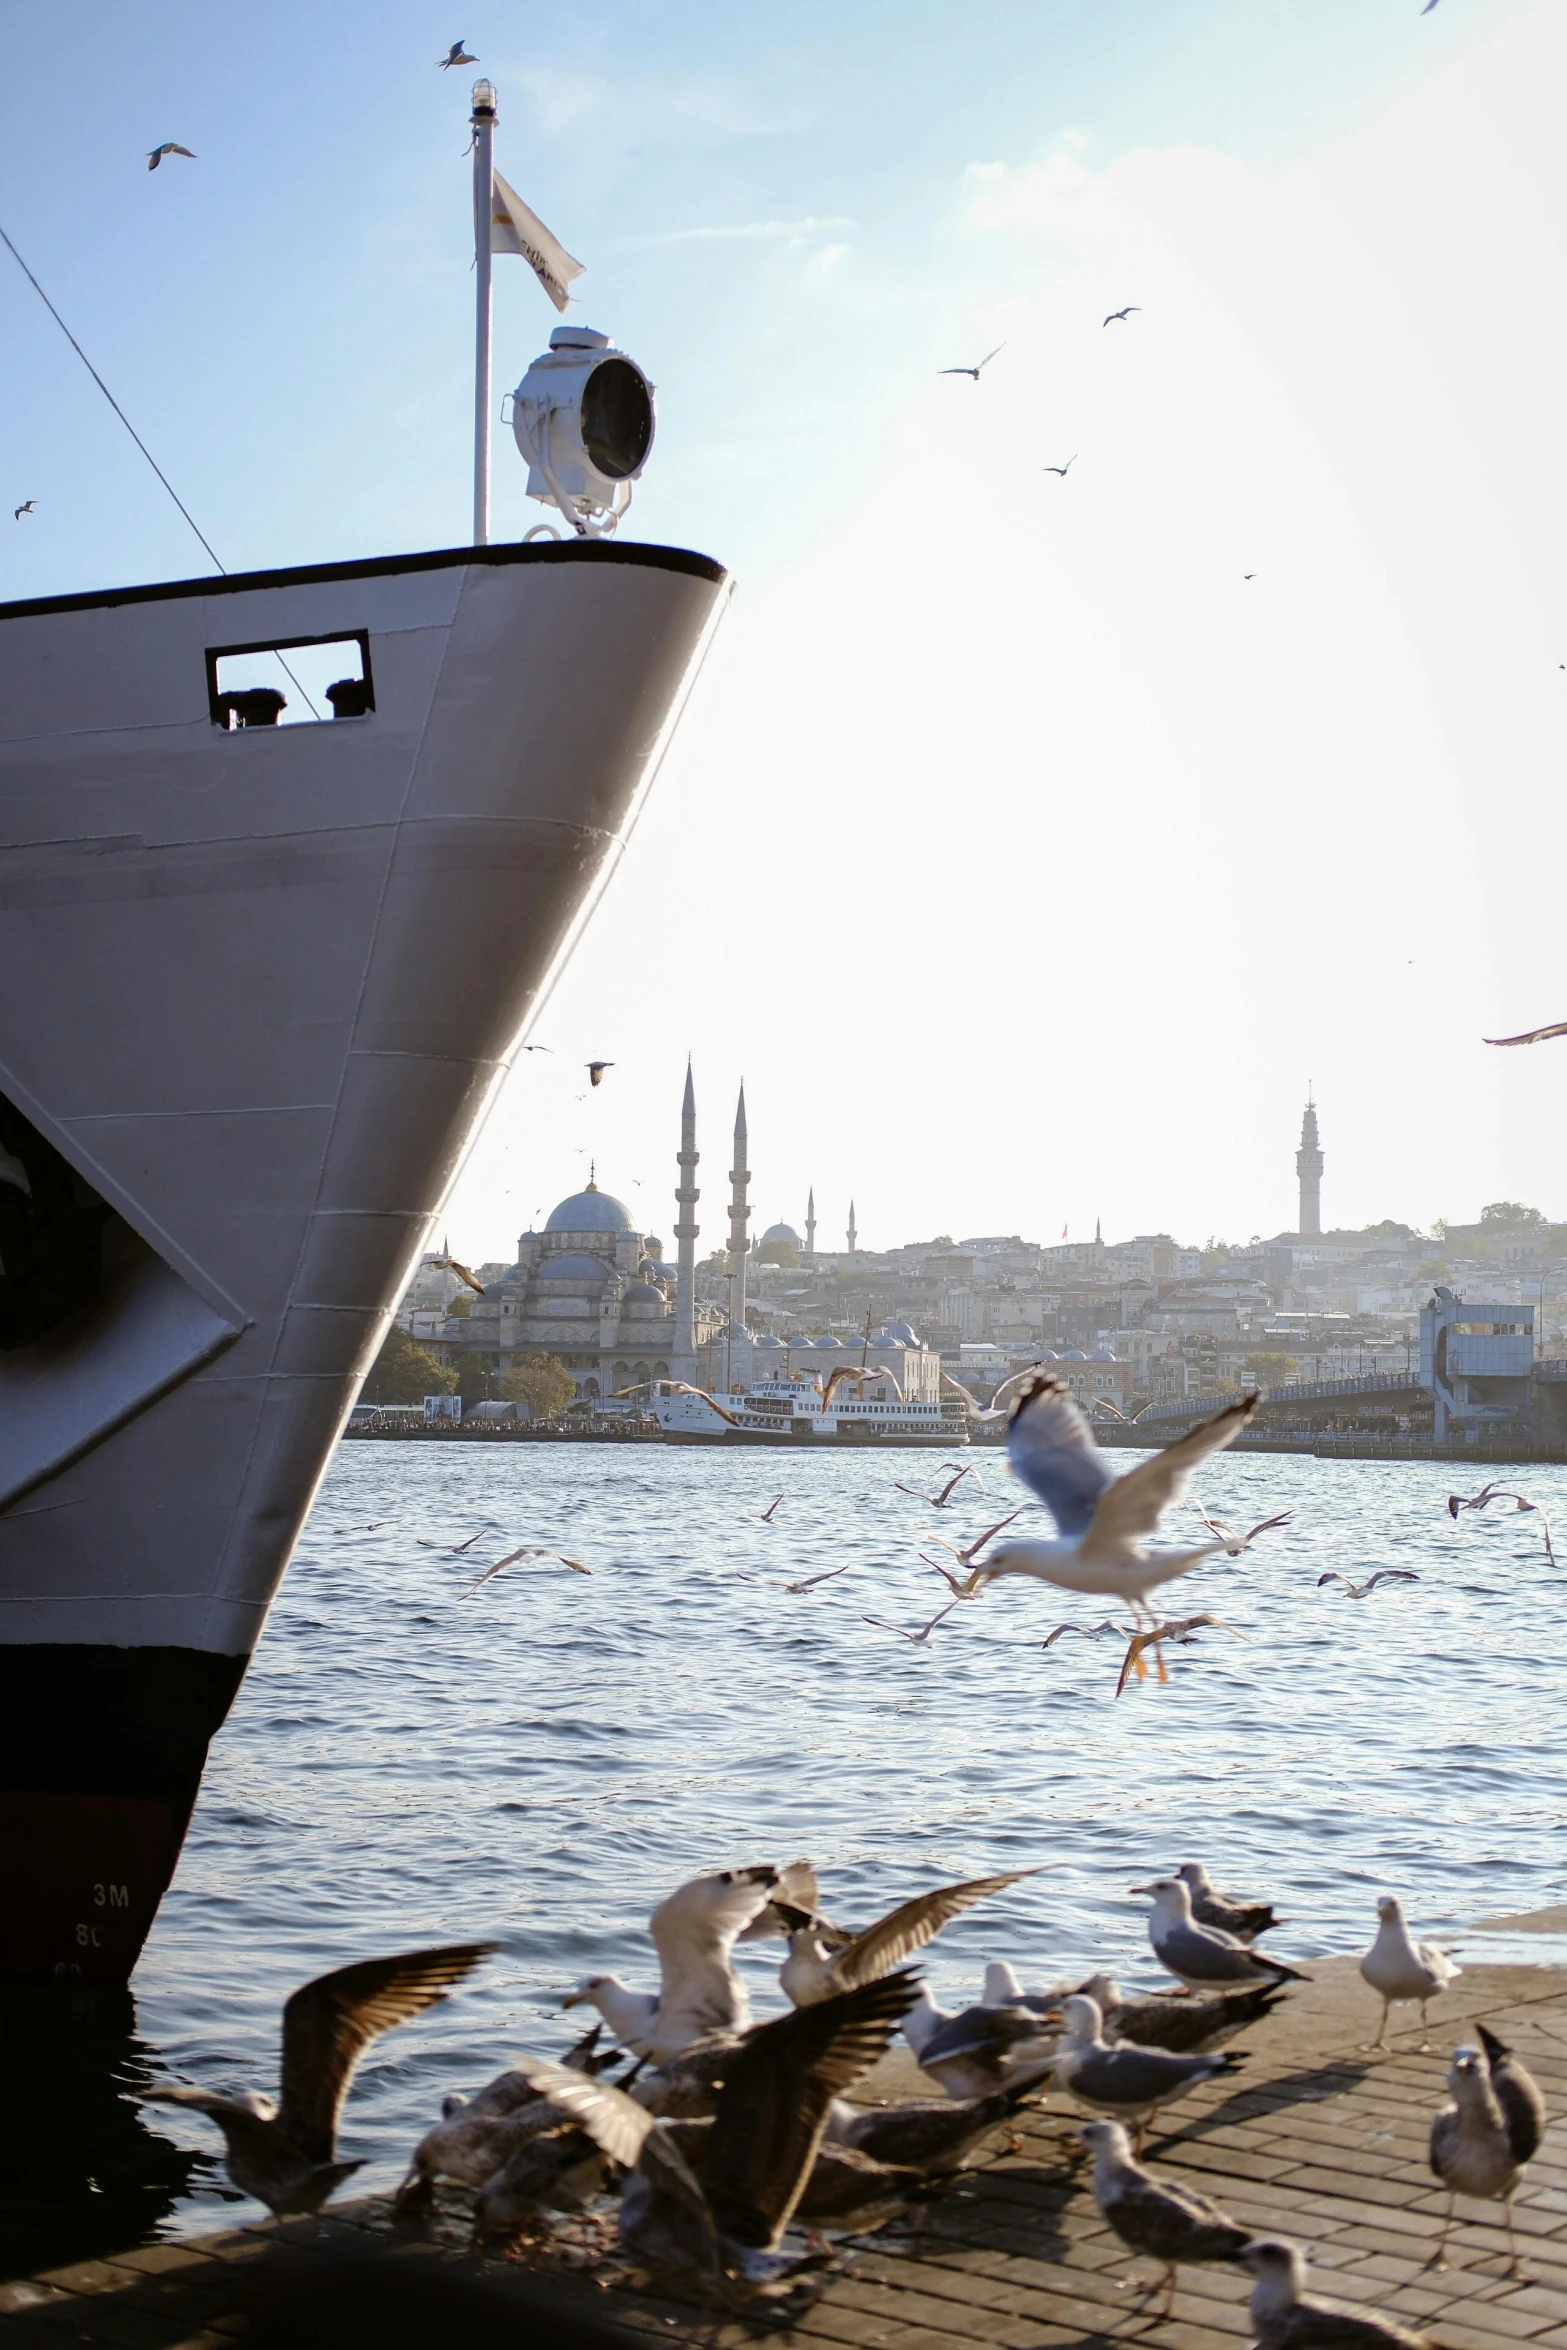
[
  {"left": 1427, "top": 2044, "right": 1529, "bottom": 2274},
  {"left": 962, "top": 1382, "right": 1278, "bottom": 1679},
  {"left": 1358, "top": 1894, "right": 1460, "bottom": 2050},
  {"left": 1175, "top": 1863, "right": 1282, "bottom": 1943},
  {"left": 1052, "top": 1996, "right": 1246, "bottom": 2152},
  {"left": 1081, "top": 2117, "right": 1251, "bottom": 2317},
  {"left": 1132, "top": 1878, "right": 1306, "bottom": 1991},
  {"left": 1242, "top": 2239, "right": 1434, "bottom": 2350}
]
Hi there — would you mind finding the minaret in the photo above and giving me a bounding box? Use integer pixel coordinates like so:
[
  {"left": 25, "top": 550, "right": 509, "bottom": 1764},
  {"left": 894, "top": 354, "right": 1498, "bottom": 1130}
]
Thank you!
[
  {"left": 728, "top": 1083, "right": 751, "bottom": 1356},
  {"left": 847, "top": 1199, "right": 857, "bottom": 1255},
  {"left": 673, "top": 1058, "right": 699, "bottom": 1374},
  {"left": 1296, "top": 1091, "right": 1323, "bottom": 1236},
  {"left": 805, "top": 1187, "right": 816, "bottom": 1259}
]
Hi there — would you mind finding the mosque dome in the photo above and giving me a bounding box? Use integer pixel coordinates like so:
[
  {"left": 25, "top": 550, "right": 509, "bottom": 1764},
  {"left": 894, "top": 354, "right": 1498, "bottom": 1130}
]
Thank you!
[
  {"left": 539, "top": 1253, "right": 613, "bottom": 1280},
  {"left": 761, "top": 1221, "right": 802, "bottom": 1245},
  {"left": 622, "top": 1282, "right": 665, "bottom": 1308},
  {"left": 877, "top": 1320, "right": 919, "bottom": 1347},
  {"left": 544, "top": 1180, "right": 635, "bottom": 1234},
  {"left": 755, "top": 1333, "right": 785, "bottom": 1350},
  {"left": 1060, "top": 1348, "right": 1087, "bottom": 1361}
]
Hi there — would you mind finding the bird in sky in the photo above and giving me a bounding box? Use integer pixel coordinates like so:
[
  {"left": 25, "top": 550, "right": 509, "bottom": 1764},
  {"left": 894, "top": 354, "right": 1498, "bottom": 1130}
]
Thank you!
[
  {"left": 13, "top": 500, "right": 35, "bottom": 520},
  {"left": 520, "top": 1044, "right": 553, "bottom": 1054},
  {"left": 1103, "top": 305, "right": 1140, "bottom": 326},
  {"left": 925, "top": 1511, "right": 1022, "bottom": 1583},
  {"left": 147, "top": 143, "right": 196, "bottom": 170},
  {"left": 144, "top": 1945, "right": 495, "bottom": 2215},
  {"left": 940, "top": 345, "right": 1004, "bottom": 380},
  {"left": 1317, "top": 1569, "right": 1420, "bottom": 1601},
  {"left": 462, "top": 1546, "right": 592, "bottom": 1596},
  {"left": 1198, "top": 1508, "right": 1291, "bottom": 1557},
  {"left": 1421, "top": 0, "right": 1440, "bottom": 13},
  {"left": 863, "top": 1601, "right": 957, "bottom": 1647},
  {"left": 430, "top": 1254, "right": 485, "bottom": 1294},
  {"left": 1447, "top": 1483, "right": 1556, "bottom": 1566},
  {"left": 1040, "top": 1620, "right": 1129, "bottom": 1647},
  {"left": 439, "top": 40, "right": 478, "bottom": 68},
  {"left": 1042, "top": 456, "right": 1077, "bottom": 477},
  {"left": 586, "top": 1060, "right": 614, "bottom": 1086},
  {"left": 1485, "top": 1017, "right": 1567, "bottom": 1046},
  {"left": 1244, "top": 572, "right": 1257, "bottom": 580},
  {"left": 759, "top": 1495, "right": 783, "bottom": 1523}
]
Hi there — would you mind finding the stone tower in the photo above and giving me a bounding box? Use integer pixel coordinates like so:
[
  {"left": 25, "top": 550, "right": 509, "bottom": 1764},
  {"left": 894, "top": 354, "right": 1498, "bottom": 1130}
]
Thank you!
[
  {"left": 728, "top": 1083, "right": 751, "bottom": 1350},
  {"left": 1296, "top": 1093, "right": 1323, "bottom": 1237},
  {"left": 805, "top": 1187, "right": 816, "bottom": 1259},
  {"left": 673, "top": 1058, "right": 699, "bottom": 1374},
  {"left": 847, "top": 1199, "right": 857, "bottom": 1255}
]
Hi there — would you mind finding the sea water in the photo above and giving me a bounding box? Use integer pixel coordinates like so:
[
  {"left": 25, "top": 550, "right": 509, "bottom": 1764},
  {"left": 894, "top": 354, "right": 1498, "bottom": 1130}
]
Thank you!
[{"left": 9, "top": 1441, "right": 1564, "bottom": 2274}]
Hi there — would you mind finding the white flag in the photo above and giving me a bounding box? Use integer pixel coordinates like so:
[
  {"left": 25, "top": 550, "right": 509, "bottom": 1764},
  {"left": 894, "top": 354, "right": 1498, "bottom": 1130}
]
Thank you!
[{"left": 490, "top": 171, "right": 583, "bottom": 313}]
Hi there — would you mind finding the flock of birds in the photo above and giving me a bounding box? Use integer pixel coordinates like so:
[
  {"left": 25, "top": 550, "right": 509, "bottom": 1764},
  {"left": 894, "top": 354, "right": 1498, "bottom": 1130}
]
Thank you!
[{"left": 152, "top": 1851, "right": 1543, "bottom": 2334}]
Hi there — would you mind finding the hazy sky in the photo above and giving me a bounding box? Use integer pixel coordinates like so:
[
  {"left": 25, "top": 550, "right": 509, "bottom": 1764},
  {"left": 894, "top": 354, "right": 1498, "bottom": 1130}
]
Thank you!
[{"left": 4, "top": 1, "right": 1563, "bottom": 1258}]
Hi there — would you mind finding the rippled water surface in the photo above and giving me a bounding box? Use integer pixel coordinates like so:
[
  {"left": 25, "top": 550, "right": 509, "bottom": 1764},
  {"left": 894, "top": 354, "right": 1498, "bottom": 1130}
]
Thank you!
[{"left": 12, "top": 1441, "right": 1567, "bottom": 2273}]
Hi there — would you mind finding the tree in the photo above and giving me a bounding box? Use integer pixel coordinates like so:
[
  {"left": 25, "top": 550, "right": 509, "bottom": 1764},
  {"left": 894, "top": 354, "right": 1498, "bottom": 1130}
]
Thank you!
[
  {"left": 755, "top": 1235, "right": 797, "bottom": 1266},
  {"left": 361, "top": 1323, "right": 456, "bottom": 1405},
  {"left": 452, "top": 1348, "right": 500, "bottom": 1407},
  {"left": 1480, "top": 1201, "right": 1545, "bottom": 1227},
  {"left": 1243, "top": 1351, "right": 1300, "bottom": 1389},
  {"left": 499, "top": 1350, "right": 576, "bottom": 1419}
]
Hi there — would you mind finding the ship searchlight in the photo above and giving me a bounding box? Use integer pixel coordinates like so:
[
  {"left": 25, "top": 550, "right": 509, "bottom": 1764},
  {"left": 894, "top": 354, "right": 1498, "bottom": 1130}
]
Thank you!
[{"left": 507, "top": 326, "right": 655, "bottom": 538}]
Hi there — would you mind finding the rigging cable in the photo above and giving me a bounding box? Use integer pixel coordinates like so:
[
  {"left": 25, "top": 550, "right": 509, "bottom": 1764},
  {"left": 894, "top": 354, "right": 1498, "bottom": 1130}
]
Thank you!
[{"left": 0, "top": 217, "right": 320, "bottom": 716}]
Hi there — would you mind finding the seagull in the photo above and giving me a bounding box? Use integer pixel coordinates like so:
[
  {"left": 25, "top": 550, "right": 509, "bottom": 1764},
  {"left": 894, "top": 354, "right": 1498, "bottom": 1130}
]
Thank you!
[
  {"left": 759, "top": 1495, "right": 783, "bottom": 1522},
  {"left": 416, "top": 1527, "right": 490, "bottom": 1554},
  {"left": 586, "top": 1060, "right": 614, "bottom": 1086},
  {"left": 1040, "top": 1620, "right": 1131, "bottom": 1647},
  {"left": 1103, "top": 305, "right": 1140, "bottom": 326},
  {"left": 961, "top": 1381, "right": 1274, "bottom": 1661},
  {"left": 940, "top": 345, "right": 1004, "bottom": 380},
  {"left": 895, "top": 1464, "right": 981, "bottom": 1509},
  {"left": 1042, "top": 456, "right": 1077, "bottom": 477},
  {"left": 1053, "top": 1995, "right": 1245, "bottom": 2152},
  {"left": 1477, "top": 2023, "right": 1547, "bottom": 2167},
  {"left": 1447, "top": 1485, "right": 1556, "bottom": 1566},
  {"left": 515, "top": 1971, "right": 920, "bottom": 2292},
  {"left": 1358, "top": 1893, "right": 1460, "bottom": 2050},
  {"left": 147, "top": 144, "right": 197, "bottom": 170},
  {"left": 779, "top": 1869, "right": 1033, "bottom": 2007},
  {"left": 439, "top": 40, "right": 478, "bottom": 67},
  {"left": 902, "top": 1984, "right": 1057, "bottom": 2100},
  {"left": 925, "top": 1511, "right": 1023, "bottom": 1584},
  {"left": 145, "top": 1945, "right": 495, "bottom": 2215},
  {"left": 1132, "top": 1878, "right": 1307, "bottom": 1991},
  {"left": 430, "top": 1254, "right": 485, "bottom": 1294},
  {"left": 824, "top": 2073, "right": 1042, "bottom": 2172},
  {"left": 13, "top": 500, "right": 35, "bottom": 519},
  {"left": 1196, "top": 1508, "right": 1291, "bottom": 1557},
  {"left": 1317, "top": 1570, "right": 1420, "bottom": 1601},
  {"left": 1064, "top": 1970, "right": 1290, "bottom": 2053},
  {"left": 470, "top": 2120, "right": 608, "bottom": 2248},
  {"left": 770, "top": 1563, "right": 853, "bottom": 1593},
  {"left": 1420, "top": 0, "right": 1440, "bottom": 12},
  {"left": 520, "top": 1043, "right": 554, "bottom": 1053},
  {"left": 1485, "top": 1018, "right": 1567, "bottom": 1046},
  {"left": 1447, "top": 1479, "right": 1510, "bottom": 1514},
  {"left": 1242, "top": 2239, "right": 1434, "bottom": 2350},
  {"left": 862, "top": 1600, "right": 958, "bottom": 1646},
  {"left": 1244, "top": 572, "right": 1257, "bottom": 580},
  {"left": 562, "top": 1867, "right": 782, "bottom": 2061},
  {"left": 1080, "top": 2117, "right": 1250, "bottom": 2317},
  {"left": 940, "top": 1364, "right": 1042, "bottom": 1422},
  {"left": 1175, "top": 1863, "right": 1282, "bottom": 1944},
  {"left": 1114, "top": 1613, "right": 1245, "bottom": 1697},
  {"left": 461, "top": 1545, "right": 592, "bottom": 1596},
  {"left": 397, "top": 2025, "right": 618, "bottom": 2208},
  {"left": 1428, "top": 2043, "right": 1529, "bottom": 2274}
]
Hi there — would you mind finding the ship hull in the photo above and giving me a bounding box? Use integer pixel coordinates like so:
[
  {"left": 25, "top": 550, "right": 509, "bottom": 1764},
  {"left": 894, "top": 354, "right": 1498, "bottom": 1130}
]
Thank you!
[{"left": 0, "top": 539, "right": 728, "bottom": 1980}]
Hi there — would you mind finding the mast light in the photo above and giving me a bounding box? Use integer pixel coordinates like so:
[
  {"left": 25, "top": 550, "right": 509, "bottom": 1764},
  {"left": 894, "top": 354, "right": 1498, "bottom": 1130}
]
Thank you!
[{"left": 507, "top": 327, "right": 655, "bottom": 539}]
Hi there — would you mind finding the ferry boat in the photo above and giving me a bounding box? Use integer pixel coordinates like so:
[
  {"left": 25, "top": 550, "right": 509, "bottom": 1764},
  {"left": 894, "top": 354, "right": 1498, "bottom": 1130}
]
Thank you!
[
  {"left": 652, "top": 1371, "right": 971, "bottom": 1446},
  {"left": 0, "top": 532, "right": 729, "bottom": 1982}
]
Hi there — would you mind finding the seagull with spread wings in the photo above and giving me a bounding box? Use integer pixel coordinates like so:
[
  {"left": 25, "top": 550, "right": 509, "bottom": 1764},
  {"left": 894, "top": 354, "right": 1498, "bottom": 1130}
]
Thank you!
[
  {"left": 896, "top": 1463, "right": 982, "bottom": 1509},
  {"left": 1317, "top": 1570, "right": 1420, "bottom": 1601},
  {"left": 147, "top": 143, "right": 197, "bottom": 170},
  {"left": 439, "top": 40, "right": 478, "bottom": 67},
  {"left": 1447, "top": 1483, "right": 1556, "bottom": 1566},
  {"left": 461, "top": 1545, "right": 592, "bottom": 1596},
  {"left": 1042, "top": 455, "right": 1077, "bottom": 477},
  {"left": 959, "top": 1379, "right": 1278, "bottom": 1677},
  {"left": 1485, "top": 1018, "right": 1567, "bottom": 1046},
  {"left": 779, "top": 1869, "right": 1034, "bottom": 2008},
  {"left": 940, "top": 345, "right": 1004, "bottom": 380},
  {"left": 863, "top": 1599, "right": 958, "bottom": 1647},
  {"left": 145, "top": 1945, "right": 494, "bottom": 2214},
  {"left": 1103, "top": 305, "right": 1140, "bottom": 326},
  {"left": 13, "top": 500, "right": 35, "bottom": 519}
]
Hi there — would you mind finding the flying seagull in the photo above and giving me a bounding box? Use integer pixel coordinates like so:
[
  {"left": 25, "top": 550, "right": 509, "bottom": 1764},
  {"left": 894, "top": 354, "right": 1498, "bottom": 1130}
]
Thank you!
[
  {"left": 940, "top": 345, "right": 1004, "bottom": 380},
  {"left": 439, "top": 40, "right": 478, "bottom": 67},
  {"left": 1421, "top": 0, "right": 1440, "bottom": 12},
  {"left": 863, "top": 1600, "right": 958, "bottom": 1647},
  {"left": 461, "top": 1545, "right": 592, "bottom": 1596},
  {"left": 430, "top": 1254, "right": 485, "bottom": 1295},
  {"left": 147, "top": 144, "right": 197, "bottom": 170},
  {"left": 1040, "top": 1619, "right": 1129, "bottom": 1648},
  {"left": 13, "top": 500, "right": 35, "bottom": 519},
  {"left": 1042, "top": 455, "right": 1077, "bottom": 477},
  {"left": 1198, "top": 1508, "right": 1291, "bottom": 1556},
  {"left": 896, "top": 1463, "right": 981, "bottom": 1509},
  {"left": 1317, "top": 1569, "right": 1419, "bottom": 1601},
  {"left": 1485, "top": 1018, "right": 1567, "bottom": 1046},
  {"left": 759, "top": 1495, "right": 783, "bottom": 1523},
  {"left": 961, "top": 1379, "right": 1276, "bottom": 1667},
  {"left": 1103, "top": 305, "right": 1140, "bottom": 326},
  {"left": 144, "top": 1945, "right": 495, "bottom": 2214},
  {"left": 1446, "top": 1483, "right": 1556, "bottom": 1566},
  {"left": 586, "top": 1060, "right": 614, "bottom": 1086}
]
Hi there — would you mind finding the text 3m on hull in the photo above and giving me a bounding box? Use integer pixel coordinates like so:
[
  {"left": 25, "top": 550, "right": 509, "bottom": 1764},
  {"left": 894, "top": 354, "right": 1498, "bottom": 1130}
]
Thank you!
[{"left": 0, "top": 533, "right": 729, "bottom": 1982}]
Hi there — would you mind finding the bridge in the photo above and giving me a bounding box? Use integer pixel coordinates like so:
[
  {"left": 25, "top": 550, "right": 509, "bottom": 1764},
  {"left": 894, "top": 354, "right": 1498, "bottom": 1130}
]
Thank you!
[{"left": 1130, "top": 1369, "right": 1423, "bottom": 1428}]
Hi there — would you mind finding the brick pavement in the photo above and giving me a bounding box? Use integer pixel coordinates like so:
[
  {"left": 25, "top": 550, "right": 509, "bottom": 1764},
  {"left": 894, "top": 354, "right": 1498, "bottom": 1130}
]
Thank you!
[{"left": 5, "top": 1955, "right": 1567, "bottom": 2348}]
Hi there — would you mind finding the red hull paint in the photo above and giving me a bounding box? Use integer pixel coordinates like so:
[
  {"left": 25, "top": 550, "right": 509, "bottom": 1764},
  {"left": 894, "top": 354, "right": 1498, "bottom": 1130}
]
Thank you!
[{"left": 0, "top": 1790, "right": 192, "bottom": 1983}]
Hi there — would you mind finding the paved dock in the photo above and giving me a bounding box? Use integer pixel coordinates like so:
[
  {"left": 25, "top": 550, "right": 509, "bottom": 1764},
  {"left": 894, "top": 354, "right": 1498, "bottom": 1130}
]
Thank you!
[{"left": 6, "top": 1955, "right": 1567, "bottom": 2347}]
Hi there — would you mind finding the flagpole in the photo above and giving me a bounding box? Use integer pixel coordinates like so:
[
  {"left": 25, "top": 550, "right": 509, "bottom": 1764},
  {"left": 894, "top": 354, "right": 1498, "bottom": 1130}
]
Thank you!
[{"left": 470, "top": 79, "right": 497, "bottom": 546}]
